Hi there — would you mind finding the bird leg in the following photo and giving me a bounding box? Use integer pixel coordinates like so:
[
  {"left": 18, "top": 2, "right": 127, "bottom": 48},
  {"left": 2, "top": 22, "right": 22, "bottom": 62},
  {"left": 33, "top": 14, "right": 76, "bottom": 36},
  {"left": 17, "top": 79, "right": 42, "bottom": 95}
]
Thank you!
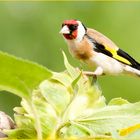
[
  {"left": 83, "top": 67, "right": 104, "bottom": 77},
  {"left": 83, "top": 67, "right": 104, "bottom": 83},
  {"left": 83, "top": 71, "right": 97, "bottom": 77},
  {"left": 83, "top": 71, "right": 97, "bottom": 83}
]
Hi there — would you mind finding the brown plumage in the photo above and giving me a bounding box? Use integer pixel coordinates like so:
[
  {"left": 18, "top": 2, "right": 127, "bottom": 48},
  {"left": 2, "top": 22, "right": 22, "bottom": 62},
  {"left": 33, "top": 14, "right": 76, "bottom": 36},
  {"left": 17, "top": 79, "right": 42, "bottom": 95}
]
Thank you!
[
  {"left": 68, "top": 35, "right": 93, "bottom": 60},
  {"left": 87, "top": 28, "right": 118, "bottom": 50},
  {"left": 60, "top": 19, "right": 140, "bottom": 77}
]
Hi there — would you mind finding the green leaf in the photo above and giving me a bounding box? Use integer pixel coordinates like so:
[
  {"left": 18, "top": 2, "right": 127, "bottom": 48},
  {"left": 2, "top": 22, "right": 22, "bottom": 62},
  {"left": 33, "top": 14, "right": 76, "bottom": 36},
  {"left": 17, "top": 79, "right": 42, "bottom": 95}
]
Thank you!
[
  {"left": 0, "top": 51, "right": 52, "bottom": 99},
  {"left": 3, "top": 51, "right": 140, "bottom": 140},
  {"left": 108, "top": 98, "right": 129, "bottom": 105},
  {"left": 39, "top": 80, "right": 71, "bottom": 115},
  {"left": 6, "top": 89, "right": 58, "bottom": 139},
  {"left": 31, "top": 90, "right": 57, "bottom": 138},
  {"left": 0, "top": 51, "right": 52, "bottom": 139},
  {"left": 71, "top": 72, "right": 82, "bottom": 88},
  {"left": 5, "top": 128, "right": 36, "bottom": 139},
  {"left": 62, "top": 51, "right": 79, "bottom": 79},
  {"left": 52, "top": 72, "right": 72, "bottom": 87},
  {"left": 65, "top": 102, "right": 140, "bottom": 138}
]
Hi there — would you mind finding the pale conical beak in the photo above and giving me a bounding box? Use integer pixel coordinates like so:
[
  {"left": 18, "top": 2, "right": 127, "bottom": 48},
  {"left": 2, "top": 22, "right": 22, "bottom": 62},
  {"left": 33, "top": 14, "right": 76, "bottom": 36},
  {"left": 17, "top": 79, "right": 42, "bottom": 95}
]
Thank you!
[{"left": 59, "top": 25, "right": 70, "bottom": 34}]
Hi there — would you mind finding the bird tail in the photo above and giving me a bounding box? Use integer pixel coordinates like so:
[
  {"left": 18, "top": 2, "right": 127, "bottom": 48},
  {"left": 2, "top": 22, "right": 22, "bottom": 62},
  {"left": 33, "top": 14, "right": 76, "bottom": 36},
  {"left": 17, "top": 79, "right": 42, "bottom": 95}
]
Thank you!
[{"left": 124, "top": 65, "right": 140, "bottom": 77}]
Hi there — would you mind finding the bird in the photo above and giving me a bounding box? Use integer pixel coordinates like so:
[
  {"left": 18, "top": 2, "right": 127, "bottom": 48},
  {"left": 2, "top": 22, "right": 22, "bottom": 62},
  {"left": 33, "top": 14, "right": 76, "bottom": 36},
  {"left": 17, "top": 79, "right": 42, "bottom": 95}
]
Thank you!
[{"left": 59, "top": 19, "right": 140, "bottom": 78}]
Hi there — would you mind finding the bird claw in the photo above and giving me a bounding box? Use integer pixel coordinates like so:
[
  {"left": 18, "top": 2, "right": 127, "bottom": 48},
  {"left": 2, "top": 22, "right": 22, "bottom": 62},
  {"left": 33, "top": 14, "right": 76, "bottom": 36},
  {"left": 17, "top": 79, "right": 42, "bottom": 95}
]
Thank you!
[
  {"left": 82, "top": 71, "right": 97, "bottom": 83},
  {"left": 83, "top": 71, "right": 97, "bottom": 77}
]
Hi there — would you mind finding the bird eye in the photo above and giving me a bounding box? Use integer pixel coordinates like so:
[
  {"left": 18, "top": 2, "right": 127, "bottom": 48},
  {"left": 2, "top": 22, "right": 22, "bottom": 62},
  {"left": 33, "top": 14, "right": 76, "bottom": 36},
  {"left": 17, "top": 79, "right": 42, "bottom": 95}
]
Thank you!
[{"left": 69, "top": 24, "right": 78, "bottom": 31}]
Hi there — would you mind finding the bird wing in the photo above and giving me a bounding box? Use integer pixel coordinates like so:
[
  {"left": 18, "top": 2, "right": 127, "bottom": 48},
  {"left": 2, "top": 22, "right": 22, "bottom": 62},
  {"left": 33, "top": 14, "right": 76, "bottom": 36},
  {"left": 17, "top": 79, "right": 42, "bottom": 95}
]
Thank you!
[{"left": 86, "top": 28, "right": 140, "bottom": 69}]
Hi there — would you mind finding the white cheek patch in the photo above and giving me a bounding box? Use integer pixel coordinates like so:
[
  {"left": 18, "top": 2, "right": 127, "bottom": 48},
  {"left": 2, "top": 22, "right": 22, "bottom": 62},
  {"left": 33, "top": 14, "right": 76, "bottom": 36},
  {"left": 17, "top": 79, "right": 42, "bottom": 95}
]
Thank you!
[{"left": 76, "top": 21, "right": 86, "bottom": 42}]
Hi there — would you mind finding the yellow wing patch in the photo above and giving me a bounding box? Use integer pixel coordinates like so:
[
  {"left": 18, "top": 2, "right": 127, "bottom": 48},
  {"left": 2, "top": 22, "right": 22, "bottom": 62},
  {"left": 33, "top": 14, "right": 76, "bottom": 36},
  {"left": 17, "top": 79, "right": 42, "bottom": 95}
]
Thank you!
[
  {"left": 113, "top": 54, "right": 131, "bottom": 65},
  {"left": 105, "top": 45, "right": 131, "bottom": 65}
]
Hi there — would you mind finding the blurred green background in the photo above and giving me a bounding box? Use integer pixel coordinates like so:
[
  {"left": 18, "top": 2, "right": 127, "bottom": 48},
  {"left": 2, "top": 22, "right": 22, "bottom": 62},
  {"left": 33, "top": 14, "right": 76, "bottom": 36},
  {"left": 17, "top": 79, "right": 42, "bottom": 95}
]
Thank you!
[{"left": 1, "top": 1, "right": 140, "bottom": 117}]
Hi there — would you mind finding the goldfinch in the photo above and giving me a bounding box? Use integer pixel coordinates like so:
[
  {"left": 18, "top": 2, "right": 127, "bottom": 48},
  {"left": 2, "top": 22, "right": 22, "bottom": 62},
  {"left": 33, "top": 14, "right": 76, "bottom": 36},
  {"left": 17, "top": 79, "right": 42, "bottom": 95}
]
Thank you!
[{"left": 60, "top": 19, "right": 140, "bottom": 77}]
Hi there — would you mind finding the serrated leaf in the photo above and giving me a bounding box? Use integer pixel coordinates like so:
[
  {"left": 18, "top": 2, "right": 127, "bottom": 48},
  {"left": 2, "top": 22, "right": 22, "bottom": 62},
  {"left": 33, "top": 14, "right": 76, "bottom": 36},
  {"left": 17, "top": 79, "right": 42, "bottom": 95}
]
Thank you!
[
  {"left": 3, "top": 51, "right": 140, "bottom": 140},
  {"left": 0, "top": 51, "right": 52, "bottom": 99},
  {"left": 69, "top": 102, "right": 140, "bottom": 138},
  {"left": 0, "top": 51, "right": 52, "bottom": 139},
  {"left": 39, "top": 80, "right": 71, "bottom": 115},
  {"left": 61, "top": 78, "right": 105, "bottom": 123}
]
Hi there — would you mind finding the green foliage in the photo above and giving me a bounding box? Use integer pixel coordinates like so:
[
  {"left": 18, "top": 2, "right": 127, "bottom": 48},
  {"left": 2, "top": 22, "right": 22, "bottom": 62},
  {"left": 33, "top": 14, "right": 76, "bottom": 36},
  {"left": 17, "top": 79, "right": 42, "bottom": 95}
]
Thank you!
[
  {"left": 0, "top": 51, "right": 52, "bottom": 139},
  {"left": 1, "top": 2, "right": 140, "bottom": 106},
  {"left": 0, "top": 51, "right": 52, "bottom": 99},
  {"left": 0, "top": 51, "right": 140, "bottom": 140}
]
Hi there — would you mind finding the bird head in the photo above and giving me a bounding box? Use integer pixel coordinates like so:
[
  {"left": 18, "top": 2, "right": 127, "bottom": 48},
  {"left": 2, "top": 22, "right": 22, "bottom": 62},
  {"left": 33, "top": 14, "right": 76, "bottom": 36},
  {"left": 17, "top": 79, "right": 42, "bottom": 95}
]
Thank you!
[{"left": 60, "top": 19, "right": 87, "bottom": 41}]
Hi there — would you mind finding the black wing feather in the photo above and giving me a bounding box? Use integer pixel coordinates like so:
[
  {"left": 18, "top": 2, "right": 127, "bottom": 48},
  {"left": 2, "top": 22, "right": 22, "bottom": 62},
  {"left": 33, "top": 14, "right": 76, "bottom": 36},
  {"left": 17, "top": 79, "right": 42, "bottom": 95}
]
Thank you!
[
  {"left": 86, "top": 34, "right": 140, "bottom": 70},
  {"left": 117, "top": 49, "right": 140, "bottom": 70},
  {"left": 85, "top": 34, "right": 113, "bottom": 57}
]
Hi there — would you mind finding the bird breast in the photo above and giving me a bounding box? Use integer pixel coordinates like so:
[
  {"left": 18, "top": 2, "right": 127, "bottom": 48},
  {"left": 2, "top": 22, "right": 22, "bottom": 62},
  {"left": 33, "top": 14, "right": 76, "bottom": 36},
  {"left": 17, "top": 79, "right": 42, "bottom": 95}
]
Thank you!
[{"left": 66, "top": 37, "right": 93, "bottom": 60}]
